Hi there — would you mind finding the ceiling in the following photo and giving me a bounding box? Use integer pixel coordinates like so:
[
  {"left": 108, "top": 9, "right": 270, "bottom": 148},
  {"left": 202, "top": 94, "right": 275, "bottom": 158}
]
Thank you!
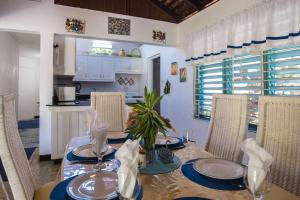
[{"left": 54, "top": 0, "right": 219, "bottom": 23}]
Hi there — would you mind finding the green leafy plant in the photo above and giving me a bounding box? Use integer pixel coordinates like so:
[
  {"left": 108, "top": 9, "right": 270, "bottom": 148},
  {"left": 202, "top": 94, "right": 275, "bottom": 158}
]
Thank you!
[{"left": 126, "top": 87, "right": 174, "bottom": 151}]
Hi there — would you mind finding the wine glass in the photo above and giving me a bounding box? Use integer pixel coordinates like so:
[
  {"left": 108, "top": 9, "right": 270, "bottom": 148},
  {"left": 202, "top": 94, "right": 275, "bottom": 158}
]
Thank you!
[
  {"left": 243, "top": 166, "right": 272, "bottom": 200},
  {"left": 184, "top": 129, "right": 195, "bottom": 160},
  {"left": 93, "top": 138, "right": 109, "bottom": 171}
]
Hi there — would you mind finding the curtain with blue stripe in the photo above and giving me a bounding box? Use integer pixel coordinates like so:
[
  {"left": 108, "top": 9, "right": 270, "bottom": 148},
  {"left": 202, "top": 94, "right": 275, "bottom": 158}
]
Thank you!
[{"left": 186, "top": 0, "right": 300, "bottom": 63}]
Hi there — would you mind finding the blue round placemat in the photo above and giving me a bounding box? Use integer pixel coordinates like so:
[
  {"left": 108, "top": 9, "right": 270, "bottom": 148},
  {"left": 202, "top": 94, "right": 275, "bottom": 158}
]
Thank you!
[
  {"left": 67, "top": 148, "right": 116, "bottom": 163},
  {"left": 50, "top": 175, "right": 143, "bottom": 200},
  {"left": 140, "top": 154, "right": 181, "bottom": 175},
  {"left": 181, "top": 159, "right": 246, "bottom": 191}
]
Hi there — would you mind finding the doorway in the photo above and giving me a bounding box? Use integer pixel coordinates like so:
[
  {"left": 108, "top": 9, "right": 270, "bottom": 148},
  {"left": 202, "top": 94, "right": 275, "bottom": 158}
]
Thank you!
[{"left": 152, "top": 56, "right": 161, "bottom": 113}]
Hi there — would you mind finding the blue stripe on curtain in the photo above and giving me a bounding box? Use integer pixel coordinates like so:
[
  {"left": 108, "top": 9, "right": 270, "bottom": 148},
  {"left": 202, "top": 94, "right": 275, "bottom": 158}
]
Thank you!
[{"left": 185, "top": 31, "right": 300, "bottom": 62}]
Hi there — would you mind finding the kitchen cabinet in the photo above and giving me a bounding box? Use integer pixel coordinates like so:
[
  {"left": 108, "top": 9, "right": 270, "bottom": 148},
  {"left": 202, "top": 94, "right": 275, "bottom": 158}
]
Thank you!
[
  {"left": 114, "top": 57, "right": 143, "bottom": 74},
  {"left": 49, "top": 106, "right": 90, "bottom": 159},
  {"left": 54, "top": 37, "right": 76, "bottom": 76},
  {"left": 73, "top": 55, "right": 115, "bottom": 82}
]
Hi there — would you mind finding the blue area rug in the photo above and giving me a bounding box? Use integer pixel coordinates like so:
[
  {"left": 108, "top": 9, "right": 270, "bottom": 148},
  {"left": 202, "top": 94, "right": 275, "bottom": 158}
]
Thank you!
[
  {"left": 0, "top": 147, "right": 36, "bottom": 181},
  {"left": 18, "top": 119, "right": 39, "bottom": 129}
]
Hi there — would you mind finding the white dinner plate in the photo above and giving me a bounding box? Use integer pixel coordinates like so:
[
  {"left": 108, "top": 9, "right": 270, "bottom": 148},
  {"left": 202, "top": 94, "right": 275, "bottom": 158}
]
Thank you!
[
  {"left": 66, "top": 171, "right": 118, "bottom": 200},
  {"left": 155, "top": 135, "right": 180, "bottom": 146},
  {"left": 72, "top": 144, "right": 114, "bottom": 158},
  {"left": 193, "top": 158, "right": 244, "bottom": 180}
]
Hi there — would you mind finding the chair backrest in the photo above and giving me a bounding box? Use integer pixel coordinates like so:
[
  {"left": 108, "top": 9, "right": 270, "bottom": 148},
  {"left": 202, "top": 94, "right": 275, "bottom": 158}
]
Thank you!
[
  {"left": 205, "top": 94, "right": 249, "bottom": 163},
  {"left": 0, "top": 175, "right": 9, "bottom": 200},
  {"left": 90, "top": 92, "right": 126, "bottom": 133},
  {"left": 0, "top": 95, "right": 36, "bottom": 200},
  {"left": 256, "top": 96, "right": 300, "bottom": 196}
]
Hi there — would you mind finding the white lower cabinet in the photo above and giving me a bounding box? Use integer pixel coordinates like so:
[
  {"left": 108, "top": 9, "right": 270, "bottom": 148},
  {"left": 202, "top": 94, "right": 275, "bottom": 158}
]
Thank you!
[{"left": 50, "top": 107, "right": 90, "bottom": 159}]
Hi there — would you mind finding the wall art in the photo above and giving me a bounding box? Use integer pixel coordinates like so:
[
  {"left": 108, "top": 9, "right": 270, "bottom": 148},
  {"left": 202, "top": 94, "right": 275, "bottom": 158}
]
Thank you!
[
  {"left": 152, "top": 30, "right": 166, "bottom": 44},
  {"left": 108, "top": 17, "right": 130, "bottom": 36},
  {"left": 171, "top": 62, "right": 178, "bottom": 75},
  {"left": 65, "top": 18, "right": 85, "bottom": 34},
  {"left": 180, "top": 67, "right": 187, "bottom": 82}
]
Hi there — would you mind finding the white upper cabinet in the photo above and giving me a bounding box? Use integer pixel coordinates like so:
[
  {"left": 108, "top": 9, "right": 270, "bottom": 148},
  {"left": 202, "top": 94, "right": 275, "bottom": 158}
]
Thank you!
[
  {"left": 74, "top": 55, "right": 142, "bottom": 82},
  {"left": 114, "top": 57, "right": 143, "bottom": 74},
  {"left": 102, "top": 58, "right": 115, "bottom": 80},
  {"left": 74, "top": 55, "right": 115, "bottom": 82},
  {"left": 54, "top": 37, "right": 76, "bottom": 76}
]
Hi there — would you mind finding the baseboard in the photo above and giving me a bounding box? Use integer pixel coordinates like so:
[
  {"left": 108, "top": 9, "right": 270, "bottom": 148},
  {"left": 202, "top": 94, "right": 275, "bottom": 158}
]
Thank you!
[{"left": 39, "top": 154, "right": 51, "bottom": 161}]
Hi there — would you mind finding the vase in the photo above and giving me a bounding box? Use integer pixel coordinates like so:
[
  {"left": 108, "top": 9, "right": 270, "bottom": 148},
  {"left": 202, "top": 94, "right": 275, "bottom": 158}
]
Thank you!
[{"left": 145, "top": 148, "right": 156, "bottom": 165}]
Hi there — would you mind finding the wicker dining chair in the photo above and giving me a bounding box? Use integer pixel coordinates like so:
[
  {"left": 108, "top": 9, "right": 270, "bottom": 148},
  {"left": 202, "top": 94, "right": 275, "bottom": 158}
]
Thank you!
[
  {"left": 91, "top": 92, "right": 126, "bottom": 134},
  {"left": 0, "top": 94, "right": 57, "bottom": 200},
  {"left": 205, "top": 94, "right": 249, "bottom": 163},
  {"left": 256, "top": 96, "right": 300, "bottom": 196}
]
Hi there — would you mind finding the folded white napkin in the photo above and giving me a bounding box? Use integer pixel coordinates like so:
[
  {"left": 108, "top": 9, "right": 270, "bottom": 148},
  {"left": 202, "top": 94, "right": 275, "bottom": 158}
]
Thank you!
[
  {"left": 86, "top": 108, "right": 98, "bottom": 136},
  {"left": 115, "top": 139, "right": 140, "bottom": 199},
  {"left": 241, "top": 138, "right": 273, "bottom": 193},
  {"left": 91, "top": 124, "right": 109, "bottom": 155}
]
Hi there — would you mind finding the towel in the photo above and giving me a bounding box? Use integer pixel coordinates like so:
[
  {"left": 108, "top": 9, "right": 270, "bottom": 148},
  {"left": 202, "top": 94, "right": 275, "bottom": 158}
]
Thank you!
[
  {"left": 115, "top": 139, "right": 140, "bottom": 199},
  {"left": 241, "top": 138, "right": 273, "bottom": 193}
]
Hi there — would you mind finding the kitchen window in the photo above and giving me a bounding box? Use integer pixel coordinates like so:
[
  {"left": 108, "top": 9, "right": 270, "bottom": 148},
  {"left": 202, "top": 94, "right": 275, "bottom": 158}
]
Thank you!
[{"left": 194, "top": 45, "right": 300, "bottom": 129}]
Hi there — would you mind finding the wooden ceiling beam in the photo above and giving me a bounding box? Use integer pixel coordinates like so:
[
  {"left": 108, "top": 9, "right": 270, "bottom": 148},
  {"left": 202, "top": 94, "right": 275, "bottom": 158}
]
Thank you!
[
  {"left": 149, "top": 0, "right": 180, "bottom": 23},
  {"left": 185, "top": 0, "right": 199, "bottom": 10}
]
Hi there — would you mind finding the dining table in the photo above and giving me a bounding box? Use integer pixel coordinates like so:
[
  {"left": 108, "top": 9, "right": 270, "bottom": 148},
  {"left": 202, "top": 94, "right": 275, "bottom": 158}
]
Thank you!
[{"left": 60, "top": 136, "right": 299, "bottom": 200}]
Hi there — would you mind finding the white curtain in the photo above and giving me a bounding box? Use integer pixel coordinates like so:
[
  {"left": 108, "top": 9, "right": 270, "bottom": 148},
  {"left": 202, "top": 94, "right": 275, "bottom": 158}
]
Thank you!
[{"left": 186, "top": 0, "right": 300, "bottom": 62}]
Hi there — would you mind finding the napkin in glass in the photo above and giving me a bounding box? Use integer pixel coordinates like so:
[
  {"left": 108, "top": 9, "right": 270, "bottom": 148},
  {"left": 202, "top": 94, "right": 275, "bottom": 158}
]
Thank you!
[
  {"left": 115, "top": 139, "right": 140, "bottom": 199},
  {"left": 241, "top": 138, "right": 273, "bottom": 193},
  {"left": 86, "top": 108, "right": 98, "bottom": 136},
  {"left": 91, "top": 123, "right": 109, "bottom": 155}
]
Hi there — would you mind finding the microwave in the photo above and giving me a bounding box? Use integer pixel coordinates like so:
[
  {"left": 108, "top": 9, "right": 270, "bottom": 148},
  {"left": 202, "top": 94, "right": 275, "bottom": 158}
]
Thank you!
[{"left": 57, "top": 86, "right": 76, "bottom": 102}]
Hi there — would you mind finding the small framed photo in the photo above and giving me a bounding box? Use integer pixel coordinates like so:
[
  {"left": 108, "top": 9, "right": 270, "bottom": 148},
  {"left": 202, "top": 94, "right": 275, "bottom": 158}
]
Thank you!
[
  {"left": 180, "top": 67, "right": 187, "bottom": 82},
  {"left": 171, "top": 62, "right": 178, "bottom": 75}
]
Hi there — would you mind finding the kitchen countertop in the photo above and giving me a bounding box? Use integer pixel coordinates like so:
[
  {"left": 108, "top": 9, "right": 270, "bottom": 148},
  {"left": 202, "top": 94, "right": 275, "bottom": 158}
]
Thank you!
[{"left": 46, "top": 100, "right": 90, "bottom": 107}]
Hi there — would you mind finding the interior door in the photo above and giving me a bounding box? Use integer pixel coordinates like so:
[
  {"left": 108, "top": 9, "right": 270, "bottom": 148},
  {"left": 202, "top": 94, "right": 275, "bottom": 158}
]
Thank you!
[
  {"left": 152, "top": 57, "right": 160, "bottom": 113},
  {"left": 18, "top": 66, "right": 37, "bottom": 120}
]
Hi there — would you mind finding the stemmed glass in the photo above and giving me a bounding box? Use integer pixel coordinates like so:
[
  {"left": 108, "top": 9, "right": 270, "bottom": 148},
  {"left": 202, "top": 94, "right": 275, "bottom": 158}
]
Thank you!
[
  {"left": 185, "top": 129, "right": 196, "bottom": 160},
  {"left": 243, "top": 166, "right": 272, "bottom": 200},
  {"left": 93, "top": 138, "right": 109, "bottom": 171}
]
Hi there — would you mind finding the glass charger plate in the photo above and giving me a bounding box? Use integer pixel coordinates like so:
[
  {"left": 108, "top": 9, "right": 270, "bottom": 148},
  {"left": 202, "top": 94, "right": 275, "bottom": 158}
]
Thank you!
[
  {"left": 67, "top": 171, "right": 118, "bottom": 199},
  {"left": 155, "top": 135, "right": 180, "bottom": 146},
  {"left": 72, "top": 144, "right": 114, "bottom": 158},
  {"left": 192, "top": 158, "right": 244, "bottom": 180}
]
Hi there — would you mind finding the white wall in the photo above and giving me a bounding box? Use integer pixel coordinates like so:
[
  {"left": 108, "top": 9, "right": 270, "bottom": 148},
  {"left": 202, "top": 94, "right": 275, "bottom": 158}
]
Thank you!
[
  {"left": 0, "top": 0, "right": 177, "bottom": 155},
  {"left": 140, "top": 45, "right": 210, "bottom": 147},
  {"left": 0, "top": 32, "right": 19, "bottom": 97}
]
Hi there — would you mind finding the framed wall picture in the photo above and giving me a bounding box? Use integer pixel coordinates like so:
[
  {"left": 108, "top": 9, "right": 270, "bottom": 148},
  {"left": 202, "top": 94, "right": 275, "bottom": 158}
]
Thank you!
[
  {"left": 152, "top": 30, "right": 166, "bottom": 44},
  {"left": 171, "top": 62, "right": 178, "bottom": 75},
  {"left": 108, "top": 17, "right": 130, "bottom": 36},
  {"left": 180, "top": 67, "right": 187, "bottom": 82},
  {"left": 65, "top": 18, "right": 85, "bottom": 34}
]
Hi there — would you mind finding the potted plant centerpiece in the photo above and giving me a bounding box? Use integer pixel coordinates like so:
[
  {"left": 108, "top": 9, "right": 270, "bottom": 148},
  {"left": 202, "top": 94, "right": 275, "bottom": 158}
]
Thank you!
[{"left": 126, "top": 87, "right": 175, "bottom": 164}]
